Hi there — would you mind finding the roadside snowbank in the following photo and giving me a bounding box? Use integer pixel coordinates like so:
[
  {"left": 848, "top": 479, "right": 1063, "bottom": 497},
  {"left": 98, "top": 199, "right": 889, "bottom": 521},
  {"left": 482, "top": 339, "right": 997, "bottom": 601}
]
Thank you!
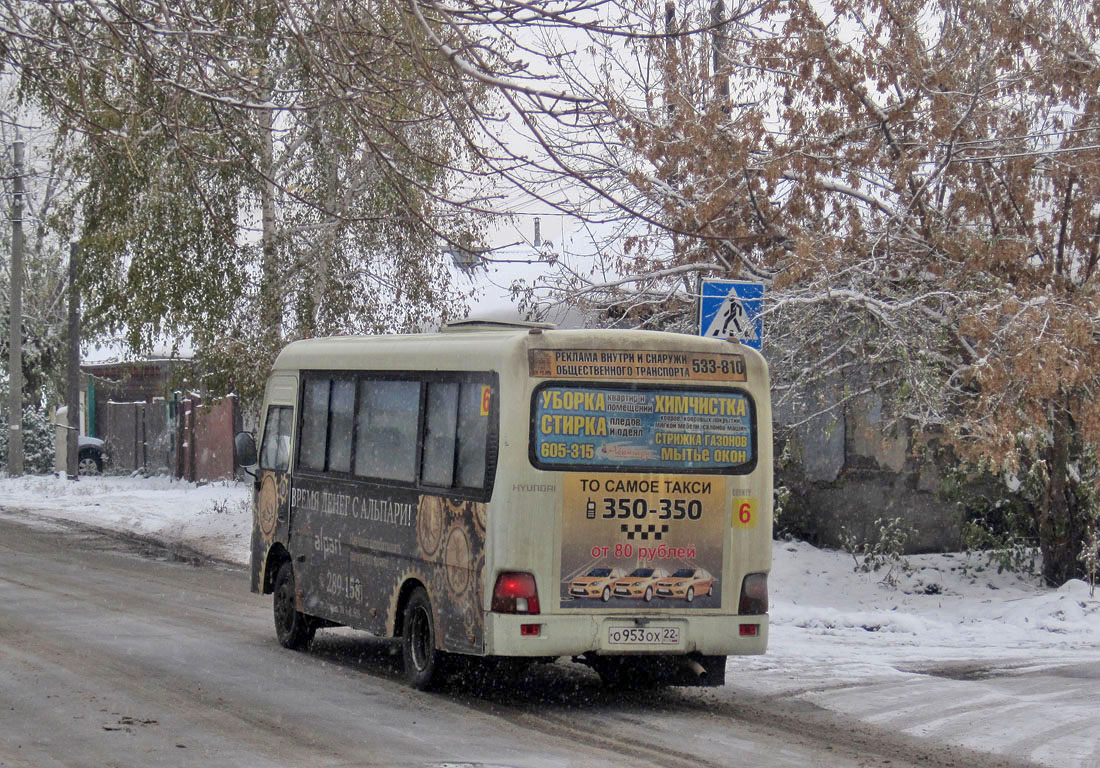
[{"left": 0, "top": 473, "right": 251, "bottom": 563}]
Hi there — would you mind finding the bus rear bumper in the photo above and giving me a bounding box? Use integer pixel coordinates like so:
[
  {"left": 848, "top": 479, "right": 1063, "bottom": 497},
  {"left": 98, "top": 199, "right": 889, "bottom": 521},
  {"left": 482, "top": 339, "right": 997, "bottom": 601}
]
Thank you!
[{"left": 484, "top": 613, "right": 768, "bottom": 658}]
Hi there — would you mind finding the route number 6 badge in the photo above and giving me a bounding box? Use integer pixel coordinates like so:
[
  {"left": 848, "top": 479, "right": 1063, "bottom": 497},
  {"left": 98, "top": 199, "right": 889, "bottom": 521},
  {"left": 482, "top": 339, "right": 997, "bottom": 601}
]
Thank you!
[{"left": 732, "top": 497, "right": 757, "bottom": 529}]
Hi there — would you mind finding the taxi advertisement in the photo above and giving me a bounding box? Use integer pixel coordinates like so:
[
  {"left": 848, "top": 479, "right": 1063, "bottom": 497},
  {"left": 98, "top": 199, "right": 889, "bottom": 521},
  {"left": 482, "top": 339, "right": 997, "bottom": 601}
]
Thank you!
[{"left": 560, "top": 472, "right": 726, "bottom": 609}]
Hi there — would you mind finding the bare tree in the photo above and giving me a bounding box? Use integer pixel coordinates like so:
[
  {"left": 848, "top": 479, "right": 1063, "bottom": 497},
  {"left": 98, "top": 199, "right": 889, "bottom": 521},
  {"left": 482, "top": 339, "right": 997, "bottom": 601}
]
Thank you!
[{"left": 508, "top": 0, "right": 1100, "bottom": 583}]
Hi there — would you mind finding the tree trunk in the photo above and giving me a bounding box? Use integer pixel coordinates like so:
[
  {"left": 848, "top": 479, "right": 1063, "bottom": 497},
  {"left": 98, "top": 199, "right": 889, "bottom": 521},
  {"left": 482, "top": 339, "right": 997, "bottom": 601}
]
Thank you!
[
  {"left": 1040, "top": 399, "right": 1085, "bottom": 586},
  {"left": 298, "top": 112, "right": 337, "bottom": 340},
  {"left": 258, "top": 105, "right": 282, "bottom": 353}
]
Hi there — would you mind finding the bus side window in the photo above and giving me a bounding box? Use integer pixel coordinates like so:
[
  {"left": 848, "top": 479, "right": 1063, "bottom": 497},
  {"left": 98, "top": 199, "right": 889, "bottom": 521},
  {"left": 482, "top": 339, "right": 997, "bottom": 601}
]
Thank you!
[
  {"left": 355, "top": 379, "right": 420, "bottom": 482},
  {"left": 456, "top": 382, "right": 489, "bottom": 488},
  {"left": 327, "top": 378, "right": 355, "bottom": 473},
  {"left": 299, "top": 378, "right": 330, "bottom": 472},
  {"left": 259, "top": 405, "right": 292, "bottom": 472},
  {"left": 422, "top": 382, "right": 459, "bottom": 487}
]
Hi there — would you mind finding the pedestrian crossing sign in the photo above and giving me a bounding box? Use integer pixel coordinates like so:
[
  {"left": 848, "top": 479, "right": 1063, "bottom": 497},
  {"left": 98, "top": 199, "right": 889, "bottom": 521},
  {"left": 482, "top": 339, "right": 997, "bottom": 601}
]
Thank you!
[{"left": 697, "top": 279, "right": 764, "bottom": 350}]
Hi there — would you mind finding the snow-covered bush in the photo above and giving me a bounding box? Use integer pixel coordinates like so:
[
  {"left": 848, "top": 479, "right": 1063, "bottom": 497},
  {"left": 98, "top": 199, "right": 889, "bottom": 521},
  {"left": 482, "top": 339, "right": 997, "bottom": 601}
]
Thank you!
[
  {"left": 961, "top": 519, "right": 1037, "bottom": 577},
  {"left": 0, "top": 406, "right": 57, "bottom": 475},
  {"left": 1080, "top": 513, "right": 1100, "bottom": 598},
  {"left": 841, "top": 517, "right": 915, "bottom": 587},
  {"left": 942, "top": 462, "right": 1040, "bottom": 577}
]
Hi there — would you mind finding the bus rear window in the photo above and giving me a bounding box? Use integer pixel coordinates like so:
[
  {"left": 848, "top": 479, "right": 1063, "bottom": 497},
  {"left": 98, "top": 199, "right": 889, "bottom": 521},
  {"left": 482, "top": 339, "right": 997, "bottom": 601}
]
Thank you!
[{"left": 531, "top": 384, "right": 755, "bottom": 474}]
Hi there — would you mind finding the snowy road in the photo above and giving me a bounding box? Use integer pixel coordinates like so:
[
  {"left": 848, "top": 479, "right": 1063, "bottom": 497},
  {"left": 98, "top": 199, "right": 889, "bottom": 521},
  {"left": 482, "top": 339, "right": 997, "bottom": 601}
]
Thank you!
[{"left": 0, "top": 515, "right": 1055, "bottom": 768}]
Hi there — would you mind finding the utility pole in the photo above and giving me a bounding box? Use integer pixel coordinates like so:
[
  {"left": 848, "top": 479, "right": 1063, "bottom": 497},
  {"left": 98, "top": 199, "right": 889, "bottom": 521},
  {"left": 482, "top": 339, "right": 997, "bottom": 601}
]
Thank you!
[
  {"left": 66, "top": 242, "right": 81, "bottom": 479},
  {"left": 8, "top": 138, "right": 23, "bottom": 476}
]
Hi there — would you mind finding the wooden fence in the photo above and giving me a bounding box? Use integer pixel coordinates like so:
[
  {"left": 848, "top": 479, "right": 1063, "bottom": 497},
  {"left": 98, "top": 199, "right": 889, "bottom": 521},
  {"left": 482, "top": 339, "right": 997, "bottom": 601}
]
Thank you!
[{"left": 99, "top": 394, "right": 240, "bottom": 482}]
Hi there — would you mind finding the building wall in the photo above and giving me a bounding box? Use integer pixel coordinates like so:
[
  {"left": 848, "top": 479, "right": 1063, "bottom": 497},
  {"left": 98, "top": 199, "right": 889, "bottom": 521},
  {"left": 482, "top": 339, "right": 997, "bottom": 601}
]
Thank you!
[
  {"left": 84, "top": 360, "right": 183, "bottom": 439},
  {"left": 776, "top": 391, "right": 961, "bottom": 553}
]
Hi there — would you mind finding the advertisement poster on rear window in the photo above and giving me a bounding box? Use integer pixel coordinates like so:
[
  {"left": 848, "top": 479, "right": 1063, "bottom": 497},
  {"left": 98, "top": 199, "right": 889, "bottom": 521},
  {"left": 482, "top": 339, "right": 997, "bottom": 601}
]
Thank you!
[
  {"left": 532, "top": 384, "right": 756, "bottom": 474},
  {"left": 560, "top": 473, "right": 725, "bottom": 610}
]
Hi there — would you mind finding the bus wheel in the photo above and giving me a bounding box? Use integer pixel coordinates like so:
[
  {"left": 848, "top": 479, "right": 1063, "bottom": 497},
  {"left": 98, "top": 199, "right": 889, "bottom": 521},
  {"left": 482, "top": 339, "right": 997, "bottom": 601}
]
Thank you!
[
  {"left": 601, "top": 586, "right": 611, "bottom": 602},
  {"left": 685, "top": 587, "right": 695, "bottom": 603},
  {"left": 402, "top": 587, "right": 441, "bottom": 690},
  {"left": 273, "top": 562, "right": 315, "bottom": 651},
  {"left": 644, "top": 587, "right": 653, "bottom": 602}
]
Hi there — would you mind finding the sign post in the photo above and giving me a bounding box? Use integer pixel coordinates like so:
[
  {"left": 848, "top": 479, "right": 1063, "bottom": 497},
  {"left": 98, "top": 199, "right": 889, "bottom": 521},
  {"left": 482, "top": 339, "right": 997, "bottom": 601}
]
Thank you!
[{"left": 697, "top": 279, "right": 764, "bottom": 350}]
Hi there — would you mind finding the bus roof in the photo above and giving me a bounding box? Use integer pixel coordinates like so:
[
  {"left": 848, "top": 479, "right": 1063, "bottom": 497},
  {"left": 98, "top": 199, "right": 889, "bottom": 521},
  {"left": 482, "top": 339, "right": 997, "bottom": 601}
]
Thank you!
[{"left": 271, "top": 326, "right": 767, "bottom": 374}]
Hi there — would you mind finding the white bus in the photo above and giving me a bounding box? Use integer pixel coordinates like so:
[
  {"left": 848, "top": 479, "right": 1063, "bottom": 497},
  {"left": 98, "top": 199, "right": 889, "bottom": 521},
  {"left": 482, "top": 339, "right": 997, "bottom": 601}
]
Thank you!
[{"left": 235, "top": 320, "right": 772, "bottom": 689}]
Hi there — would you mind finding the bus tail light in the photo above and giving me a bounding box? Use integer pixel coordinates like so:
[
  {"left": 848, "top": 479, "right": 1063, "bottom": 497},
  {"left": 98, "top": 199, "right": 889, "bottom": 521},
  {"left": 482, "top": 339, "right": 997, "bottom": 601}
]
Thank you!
[
  {"left": 492, "top": 572, "right": 540, "bottom": 615},
  {"left": 739, "top": 573, "right": 768, "bottom": 615}
]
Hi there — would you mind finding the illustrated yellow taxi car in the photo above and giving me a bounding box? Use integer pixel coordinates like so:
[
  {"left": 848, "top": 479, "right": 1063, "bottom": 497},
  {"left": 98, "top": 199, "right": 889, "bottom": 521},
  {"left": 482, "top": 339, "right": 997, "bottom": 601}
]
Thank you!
[
  {"left": 654, "top": 568, "right": 715, "bottom": 602},
  {"left": 611, "top": 567, "right": 670, "bottom": 602},
  {"left": 569, "top": 567, "right": 626, "bottom": 601}
]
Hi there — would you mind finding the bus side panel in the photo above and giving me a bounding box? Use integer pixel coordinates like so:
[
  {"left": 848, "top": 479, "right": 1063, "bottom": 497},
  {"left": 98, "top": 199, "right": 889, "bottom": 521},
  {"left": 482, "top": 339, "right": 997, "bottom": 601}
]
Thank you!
[{"left": 289, "top": 475, "right": 486, "bottom": 654}]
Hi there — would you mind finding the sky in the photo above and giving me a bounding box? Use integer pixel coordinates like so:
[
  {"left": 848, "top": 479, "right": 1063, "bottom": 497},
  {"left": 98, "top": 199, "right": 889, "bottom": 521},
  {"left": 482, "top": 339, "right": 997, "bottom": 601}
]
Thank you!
[{"left": 2, "top": 473, "right": 1098, "bottom": 766}]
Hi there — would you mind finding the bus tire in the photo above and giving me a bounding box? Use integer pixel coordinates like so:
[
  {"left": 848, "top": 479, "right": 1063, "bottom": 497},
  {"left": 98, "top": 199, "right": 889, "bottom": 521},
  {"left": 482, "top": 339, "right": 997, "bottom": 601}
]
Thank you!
[
  {"left": 273, "top": 562, "right": 315, "bottom": 651},
  {"left": 402, "top": 587, "right": 442, "bottom": 690}
]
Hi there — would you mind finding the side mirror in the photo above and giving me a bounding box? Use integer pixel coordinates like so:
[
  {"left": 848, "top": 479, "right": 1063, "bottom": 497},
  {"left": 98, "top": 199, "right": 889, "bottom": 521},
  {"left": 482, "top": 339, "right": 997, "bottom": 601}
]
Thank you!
[{"left": 234, "top": 431, "right": 258, "bottom": 470}]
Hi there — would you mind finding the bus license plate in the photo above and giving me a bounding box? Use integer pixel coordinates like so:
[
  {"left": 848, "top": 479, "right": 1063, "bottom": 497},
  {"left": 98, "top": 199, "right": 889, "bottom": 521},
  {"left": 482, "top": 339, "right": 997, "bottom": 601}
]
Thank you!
[{"left": 607, "top": 626, "right": 680, "bottom": 646}]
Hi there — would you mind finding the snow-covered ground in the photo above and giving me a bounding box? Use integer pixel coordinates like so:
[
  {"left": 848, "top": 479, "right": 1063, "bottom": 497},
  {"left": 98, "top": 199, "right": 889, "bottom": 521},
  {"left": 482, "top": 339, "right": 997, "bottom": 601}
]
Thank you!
[
  {"left": 0, "top": 473, "right": 254, "bottom": 564},
  {"left": 761, "top": 538, "right": 1099, "bottom": 685},
  {"left": 2, "top": 474, "right": 1099, "bottom": 766}
]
